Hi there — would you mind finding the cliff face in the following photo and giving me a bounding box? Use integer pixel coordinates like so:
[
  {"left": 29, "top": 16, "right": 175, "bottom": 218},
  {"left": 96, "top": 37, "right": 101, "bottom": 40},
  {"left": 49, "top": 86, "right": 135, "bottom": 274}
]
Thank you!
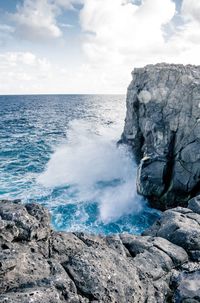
[
  {"left": 1, "top": 199, "right": 200, "bottom": 303},
  {"left": 122, "top": 63, "right": 200, "bottom": 210}
]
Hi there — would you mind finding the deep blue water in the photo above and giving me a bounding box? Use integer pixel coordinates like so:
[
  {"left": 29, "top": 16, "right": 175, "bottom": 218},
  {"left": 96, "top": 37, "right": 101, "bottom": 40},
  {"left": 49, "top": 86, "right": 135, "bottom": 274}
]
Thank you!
[{"left": 0, "top": 95, "right": 160, "bottom": 234}]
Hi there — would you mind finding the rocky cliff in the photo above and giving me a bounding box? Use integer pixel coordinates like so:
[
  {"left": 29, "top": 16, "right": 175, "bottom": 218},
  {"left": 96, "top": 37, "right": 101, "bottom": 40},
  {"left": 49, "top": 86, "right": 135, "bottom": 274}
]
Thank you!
[
  {"left": 122, "top": 63, "right": 200, "bottom": 210},
  {"left": 0, "top": 199, "right": 200, "bottom": 303}
]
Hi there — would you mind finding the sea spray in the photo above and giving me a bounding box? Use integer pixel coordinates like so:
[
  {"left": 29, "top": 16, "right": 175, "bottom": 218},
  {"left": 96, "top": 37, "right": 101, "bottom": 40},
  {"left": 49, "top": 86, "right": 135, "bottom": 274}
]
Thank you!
[
  {"left": 38, "top": 119, "right": 151, "bottom": 225},
  {"left": 0, "top": 95, "right": 160, "bottom": 234}
]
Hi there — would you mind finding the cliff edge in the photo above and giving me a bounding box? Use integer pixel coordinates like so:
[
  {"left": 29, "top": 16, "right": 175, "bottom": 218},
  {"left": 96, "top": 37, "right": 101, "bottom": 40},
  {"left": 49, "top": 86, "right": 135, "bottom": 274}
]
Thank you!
[{"left": 122, "top": 63, "right": 200, "bottom": 210}]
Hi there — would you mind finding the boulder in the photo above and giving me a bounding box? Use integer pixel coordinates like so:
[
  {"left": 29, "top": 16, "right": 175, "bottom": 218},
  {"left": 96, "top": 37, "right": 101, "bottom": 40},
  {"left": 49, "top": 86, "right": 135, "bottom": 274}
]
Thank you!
[
  {"left": 122, "top": 63, "right": 200, "bottom": 210},
  {"left": 144, "top": 206, "right": 200, "bottom": 260},
  {"left": 120, "top": 234, "right": 188, "bottom": 266},
  {"left": 0, "top": 200, "right": 50, "bottom": 241}
]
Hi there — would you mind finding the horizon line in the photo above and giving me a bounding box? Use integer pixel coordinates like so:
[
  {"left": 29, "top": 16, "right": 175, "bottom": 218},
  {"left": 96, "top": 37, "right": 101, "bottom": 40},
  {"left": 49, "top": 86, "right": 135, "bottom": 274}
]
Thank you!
[{"left": 0, "top": 93, "right": 126, "bottom": 97}]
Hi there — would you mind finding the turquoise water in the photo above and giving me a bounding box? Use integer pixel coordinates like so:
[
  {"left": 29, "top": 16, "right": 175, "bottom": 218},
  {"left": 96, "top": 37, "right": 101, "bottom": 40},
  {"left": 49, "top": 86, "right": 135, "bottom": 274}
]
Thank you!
[{"left": 0, "top": 95, "right": 160, "bottom": 234}]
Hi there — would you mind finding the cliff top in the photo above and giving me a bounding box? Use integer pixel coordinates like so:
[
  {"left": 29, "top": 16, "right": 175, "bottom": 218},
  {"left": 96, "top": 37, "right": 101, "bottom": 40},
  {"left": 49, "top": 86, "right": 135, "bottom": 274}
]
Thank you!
[{"left": 132, "top": 62, "right": 200, "bottom": 77}]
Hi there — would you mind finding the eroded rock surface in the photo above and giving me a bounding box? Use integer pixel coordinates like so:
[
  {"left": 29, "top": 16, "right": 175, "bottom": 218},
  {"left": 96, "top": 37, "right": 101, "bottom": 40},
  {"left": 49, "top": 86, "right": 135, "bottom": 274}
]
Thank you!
[
  {"left": 0, "top": 200, "right": 200, "bottom": 302},
  {"left": 122, "top": 63, "right": 200, "bottom": 210},
  {"left": 144, "top": 197, "right": 200, "bottom": 261}
]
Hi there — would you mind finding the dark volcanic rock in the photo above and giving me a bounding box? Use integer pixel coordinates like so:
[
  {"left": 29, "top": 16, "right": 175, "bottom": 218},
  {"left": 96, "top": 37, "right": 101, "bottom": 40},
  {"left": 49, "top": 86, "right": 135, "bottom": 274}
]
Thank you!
[
  {"left": 143, "top": 205, "right": 200, "bottom": 260},
  {"left": 0, "top": 200, "right": 50, "bottom": 241},
  {"left": 1, "top": 200, "right": 199, "bottom": 303},
  {"left": 122, "top": 63, "right": 200, "bottom": 210}
]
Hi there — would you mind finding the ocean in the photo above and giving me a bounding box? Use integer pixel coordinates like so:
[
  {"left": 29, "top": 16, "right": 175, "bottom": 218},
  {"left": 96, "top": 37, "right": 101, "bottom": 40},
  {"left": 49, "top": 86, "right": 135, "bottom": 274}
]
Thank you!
[{"left": 0, "top": 94, "right": 160, "bottom": 234}]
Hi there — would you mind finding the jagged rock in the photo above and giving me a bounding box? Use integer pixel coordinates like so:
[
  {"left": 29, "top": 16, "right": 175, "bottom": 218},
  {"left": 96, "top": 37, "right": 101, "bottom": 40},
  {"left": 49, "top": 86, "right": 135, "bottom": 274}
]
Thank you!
[
  {"left": 122, "top": 63, "right": 200, "bottom": 210},
  {"left": 120, "top": 234, "right": 188, "bottom": 266},
  {"left": 0, "top": 200, "right": 50, "bottom": 241},
  {"left": 144, "top": 206, "right": 200, "bottom": 260},
  {"left": 0, "top": 200, "right": 195, "bottom": 303},
  {"left": 62, "top": 246, "right": 145, "bottom": 302}
]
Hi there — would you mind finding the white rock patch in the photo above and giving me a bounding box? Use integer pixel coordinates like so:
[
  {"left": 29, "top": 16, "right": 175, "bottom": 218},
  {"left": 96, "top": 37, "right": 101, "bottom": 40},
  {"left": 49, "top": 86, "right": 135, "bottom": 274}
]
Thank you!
[{"left": 138, "top": 90, "right": 151, "bottom": 104}]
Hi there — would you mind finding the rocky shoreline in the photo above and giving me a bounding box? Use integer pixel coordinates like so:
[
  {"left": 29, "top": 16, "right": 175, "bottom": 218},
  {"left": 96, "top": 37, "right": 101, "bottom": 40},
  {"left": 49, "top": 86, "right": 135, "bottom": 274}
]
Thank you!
[
  {"left": 1, "top": 63, "right": 200, "bottom": 302},
  {"left": 0, "top": 198, "right": 200, "bottom": 302}
]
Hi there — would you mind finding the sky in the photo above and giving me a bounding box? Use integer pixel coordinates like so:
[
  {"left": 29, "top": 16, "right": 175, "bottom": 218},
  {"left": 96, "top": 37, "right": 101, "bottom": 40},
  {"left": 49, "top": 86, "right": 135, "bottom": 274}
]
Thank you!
[{"left": 0, "top": 0, "right": 200, "bottom": 94}]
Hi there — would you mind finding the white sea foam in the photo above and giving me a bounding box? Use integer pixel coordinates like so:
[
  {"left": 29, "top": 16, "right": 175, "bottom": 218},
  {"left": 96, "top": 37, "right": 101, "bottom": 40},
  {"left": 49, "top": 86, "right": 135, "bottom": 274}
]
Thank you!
[{"left": 37, "top": 119, "right": 143, "bottom": 223}]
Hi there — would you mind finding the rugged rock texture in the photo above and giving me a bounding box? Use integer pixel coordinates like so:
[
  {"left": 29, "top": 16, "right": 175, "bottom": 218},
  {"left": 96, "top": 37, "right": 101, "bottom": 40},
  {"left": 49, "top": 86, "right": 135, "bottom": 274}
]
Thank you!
[
  {"left": 0, "top": 199, "right": 200, "bottom": 302},
  {"left": 122, "top": 63, "right": 200, "bottom": 210},
  {"left": 144, "top": 196, "right": 200, "bottom": 260}
]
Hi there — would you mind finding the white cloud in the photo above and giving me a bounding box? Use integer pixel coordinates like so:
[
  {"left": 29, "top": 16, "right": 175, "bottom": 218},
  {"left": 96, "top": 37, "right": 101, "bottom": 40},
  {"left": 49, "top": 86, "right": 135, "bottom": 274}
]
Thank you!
[
  {"left": 177, "top": 0, "right": 200, "bottom": 47},
  {"left": 11, "top": 0, "right": 82, "bottom": 42},
  {"left": 80, "top": 0, "right": 176, "bottom": 61},
  {"left": 165, "top": 0, "right": 200, "bottom": 65},
  {"left": 76, "top": 0, "right": 200, "bottom": 93},
  {"left": 12, "top": 0, "right": 62, "bottom": 41},
  {"left": 181, "top": 0, "right": 200, "bottom": 23},
  {"left": 11, "top": 0, "right": 61, "bottom": 41},
  {"left": 78, "top": 0, "right": 176, "bottom": 92},
  {"left": 0, "top": 51, "right": 93, "bottom": 94},
  {"left": 2, "top": 0, "right": 200, "bottom": 94},
  {"left": 0, "top": 52, "right": 52, "bottom": 93}
]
